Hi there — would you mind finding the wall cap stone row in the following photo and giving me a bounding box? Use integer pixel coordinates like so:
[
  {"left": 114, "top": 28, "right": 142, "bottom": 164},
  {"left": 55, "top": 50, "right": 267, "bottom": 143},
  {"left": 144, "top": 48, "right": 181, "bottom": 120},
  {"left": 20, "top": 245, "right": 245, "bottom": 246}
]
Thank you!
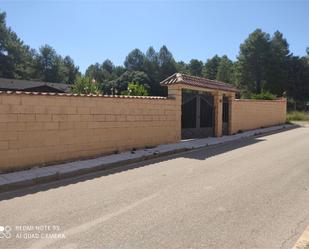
[
  {"left": 0, "top": 91, "right": 170, "bottom": 100},
  {"left": 234, "top": 98, "right": 286, "bottom": 102}
]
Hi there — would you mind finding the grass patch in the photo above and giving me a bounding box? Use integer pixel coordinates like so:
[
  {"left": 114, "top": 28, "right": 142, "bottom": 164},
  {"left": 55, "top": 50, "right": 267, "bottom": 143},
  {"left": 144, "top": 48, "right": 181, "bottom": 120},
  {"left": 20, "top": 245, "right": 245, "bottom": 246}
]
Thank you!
[{"left": 287, "top": 111, "right": 309, "bottom": 121}]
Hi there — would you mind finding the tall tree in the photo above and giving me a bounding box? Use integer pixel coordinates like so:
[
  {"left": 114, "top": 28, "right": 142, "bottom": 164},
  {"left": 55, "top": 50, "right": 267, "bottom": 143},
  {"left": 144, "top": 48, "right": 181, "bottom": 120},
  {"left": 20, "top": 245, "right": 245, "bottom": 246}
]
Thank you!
[
  {"left": 176, "top": 61, "right": 189, "bottom": 74},
  {"left": 144, "top": 47, "right": 159, "bottom": 76},
  {"left": 102, "top": 59, "right": 114, "bottom": 74},
  {"left": 265, "top": 31, "right": 290, "bottom": 95},
  {"left": 157, "top": 45, "right": 176, "bottom": 80},
  {"left": 157, "top": 45, "right": 177, "bottom": 95},
  {"left": 144, "top": 46, "right": 160, "bottom": 95},
  {"left": 85, "top": 63, "right": 104, "bottom": 83},
  {"left": 237, "top": 29, "right": 271, "bottom": 93},
  {"left": 216, "top": 55, "right": 234, "bottom": 83},
  {"left": 203, "top": 55, "right": 221, "bottom": 80},
  {"left": 188, "top": 59, "right": 203, "bottom": 76},
  {"left": 286, "top": 56, "right": 309, "bottom": 104},
  {"left": 112, "top": 66, "right": 126, "bottom": 77},
  {"left": 124, "top": 48, "right": 145, "bottom": 71},
  {"left": 63, "top": 56, "right": 80, "bottom": 84},
  {"left": 0, "top": 11, "right": 35, "bottom": 79},
  {"left": 34, "top": 45, "right": 66, "bottom": 83}
]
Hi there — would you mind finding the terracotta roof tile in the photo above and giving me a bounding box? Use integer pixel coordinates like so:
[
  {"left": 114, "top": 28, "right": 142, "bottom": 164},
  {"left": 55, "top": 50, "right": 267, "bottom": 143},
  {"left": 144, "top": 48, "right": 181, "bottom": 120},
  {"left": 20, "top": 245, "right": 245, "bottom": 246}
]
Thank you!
[{"left": 160, "top": 73, "right": 238, "bottom": 92}]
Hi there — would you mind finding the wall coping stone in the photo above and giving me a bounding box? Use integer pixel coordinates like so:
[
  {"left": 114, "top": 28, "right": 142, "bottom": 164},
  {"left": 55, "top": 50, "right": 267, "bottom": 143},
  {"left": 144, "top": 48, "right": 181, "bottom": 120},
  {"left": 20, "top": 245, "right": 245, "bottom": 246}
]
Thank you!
[
  {"left": 234, "top": 98, "right": 286, "bottom": 102},
  {"left": 0, "top": 91, "right": 169, "bottom": 100}
]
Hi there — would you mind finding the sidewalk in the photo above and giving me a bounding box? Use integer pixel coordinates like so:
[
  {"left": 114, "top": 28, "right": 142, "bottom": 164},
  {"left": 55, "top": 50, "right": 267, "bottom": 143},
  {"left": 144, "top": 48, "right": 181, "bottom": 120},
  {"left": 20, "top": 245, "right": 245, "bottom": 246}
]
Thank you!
[
  {"left": 292, "top": 226, "right": 309, "bottom": 249},
  {"left": 0, "top": 124, "right": 294, "bottom": 193}
]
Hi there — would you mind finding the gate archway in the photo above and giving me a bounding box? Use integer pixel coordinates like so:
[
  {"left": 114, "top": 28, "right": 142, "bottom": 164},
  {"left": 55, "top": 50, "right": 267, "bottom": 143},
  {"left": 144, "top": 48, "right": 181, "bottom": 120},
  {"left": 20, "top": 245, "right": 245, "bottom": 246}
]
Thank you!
[
  {"left": 160, "top": 73, "right": 238, "bottom": 138},
  {"left": 181, "top": 89, "right": 214, "bottom": 139}
]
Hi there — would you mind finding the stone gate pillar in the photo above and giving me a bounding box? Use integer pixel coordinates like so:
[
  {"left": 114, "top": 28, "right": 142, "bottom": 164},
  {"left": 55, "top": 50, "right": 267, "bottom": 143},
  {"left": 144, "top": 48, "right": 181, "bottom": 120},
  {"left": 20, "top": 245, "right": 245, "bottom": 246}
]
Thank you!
[
  {"left": 167, "top": 85, "right": 182, "bottom": 141},
  {"left": 228, "top": 93, "right": 235, "bottom": 135}
]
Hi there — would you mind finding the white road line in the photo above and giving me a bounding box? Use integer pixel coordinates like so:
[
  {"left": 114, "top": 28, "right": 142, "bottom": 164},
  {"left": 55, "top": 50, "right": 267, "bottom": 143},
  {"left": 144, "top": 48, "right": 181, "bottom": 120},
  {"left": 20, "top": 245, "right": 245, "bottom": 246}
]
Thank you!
[{"left": 30, "top": 193, "right": 159, "bottom": 249}]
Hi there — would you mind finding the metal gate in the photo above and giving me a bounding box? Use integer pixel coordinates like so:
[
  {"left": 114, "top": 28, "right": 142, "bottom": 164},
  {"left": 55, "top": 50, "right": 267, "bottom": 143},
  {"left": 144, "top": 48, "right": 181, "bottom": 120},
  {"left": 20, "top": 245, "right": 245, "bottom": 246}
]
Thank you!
[
  {"left": 181, "top": 90, "right": 214, "bottom": 139},
  {"left": 222, "top": 96, "right": 229, "bottom": 135}
]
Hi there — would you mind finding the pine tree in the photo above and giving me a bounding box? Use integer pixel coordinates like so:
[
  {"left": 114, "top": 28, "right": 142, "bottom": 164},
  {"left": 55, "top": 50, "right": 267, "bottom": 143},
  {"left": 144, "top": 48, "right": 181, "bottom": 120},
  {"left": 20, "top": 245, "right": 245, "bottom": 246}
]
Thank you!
[
  {"left": 216, "top": 55, "right": 234, "bottom": 83},
  {"left": 237, "top": 29, "right": 271, "bottom": 93}
]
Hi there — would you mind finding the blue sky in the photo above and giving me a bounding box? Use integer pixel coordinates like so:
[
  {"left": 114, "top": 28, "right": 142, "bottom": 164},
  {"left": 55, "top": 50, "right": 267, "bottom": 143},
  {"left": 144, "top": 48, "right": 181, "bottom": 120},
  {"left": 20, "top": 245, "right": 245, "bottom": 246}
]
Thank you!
[{"left": 1, "top": 0, "right": 308, "bottom": 73}]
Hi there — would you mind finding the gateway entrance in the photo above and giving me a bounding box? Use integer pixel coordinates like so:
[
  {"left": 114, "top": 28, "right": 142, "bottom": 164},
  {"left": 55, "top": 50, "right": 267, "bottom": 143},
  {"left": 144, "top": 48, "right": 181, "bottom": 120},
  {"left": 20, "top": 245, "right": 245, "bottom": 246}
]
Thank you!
[{"left": 181, "top": 90, "right": 214, "bottom": 139}]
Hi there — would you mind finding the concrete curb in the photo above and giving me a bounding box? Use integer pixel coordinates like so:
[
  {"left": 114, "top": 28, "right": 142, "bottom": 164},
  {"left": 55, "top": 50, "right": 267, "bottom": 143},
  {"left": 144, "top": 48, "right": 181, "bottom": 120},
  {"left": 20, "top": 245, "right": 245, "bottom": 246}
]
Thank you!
[
  {"left": 292, "top": 226, "right": 309, "bottom": 249},
  {"left": 0, "top": 124, "right": 295, "bottom": 193}
]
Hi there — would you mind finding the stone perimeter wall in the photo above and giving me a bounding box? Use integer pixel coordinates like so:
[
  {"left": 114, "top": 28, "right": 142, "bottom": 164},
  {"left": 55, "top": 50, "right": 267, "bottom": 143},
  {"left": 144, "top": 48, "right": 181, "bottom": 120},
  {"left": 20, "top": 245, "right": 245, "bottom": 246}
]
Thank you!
[
  {"left": 230, "top": 98, "right": 287, "bottom": 134},
  {"left": 0, "top": 90, "right": 287, "bottom": 172},
  {"left": 0, "top": 92, "right": 180, "bottom": 172}
]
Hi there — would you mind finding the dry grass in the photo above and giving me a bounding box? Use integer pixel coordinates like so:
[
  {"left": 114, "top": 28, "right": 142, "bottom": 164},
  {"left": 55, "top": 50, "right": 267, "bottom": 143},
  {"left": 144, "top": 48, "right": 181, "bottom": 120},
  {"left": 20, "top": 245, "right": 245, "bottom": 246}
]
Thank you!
[{"left": 287, "top": 111, "right": 309, "bottom": 121}]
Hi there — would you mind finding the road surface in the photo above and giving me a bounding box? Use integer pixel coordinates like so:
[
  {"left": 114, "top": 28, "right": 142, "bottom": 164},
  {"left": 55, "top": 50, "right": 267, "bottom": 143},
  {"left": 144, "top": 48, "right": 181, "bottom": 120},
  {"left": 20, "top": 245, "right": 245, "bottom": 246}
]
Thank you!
[{"left": 0, "top": 125, "right": 308, "bottom": 249}]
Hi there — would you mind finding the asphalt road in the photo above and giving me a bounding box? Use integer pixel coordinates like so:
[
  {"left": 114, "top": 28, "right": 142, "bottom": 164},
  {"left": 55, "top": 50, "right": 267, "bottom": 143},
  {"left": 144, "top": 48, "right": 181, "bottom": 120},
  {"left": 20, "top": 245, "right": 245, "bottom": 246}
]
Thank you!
[{"left": 0, "top": 125, "right": 309, "bottom": 249}]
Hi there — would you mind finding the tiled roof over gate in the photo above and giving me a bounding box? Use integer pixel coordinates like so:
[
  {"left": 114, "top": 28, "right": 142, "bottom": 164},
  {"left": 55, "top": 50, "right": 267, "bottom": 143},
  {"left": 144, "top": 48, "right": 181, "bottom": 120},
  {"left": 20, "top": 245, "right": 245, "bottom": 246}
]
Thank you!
[{"left": 160, "top": 73, "right": 238, "bottom": 92}]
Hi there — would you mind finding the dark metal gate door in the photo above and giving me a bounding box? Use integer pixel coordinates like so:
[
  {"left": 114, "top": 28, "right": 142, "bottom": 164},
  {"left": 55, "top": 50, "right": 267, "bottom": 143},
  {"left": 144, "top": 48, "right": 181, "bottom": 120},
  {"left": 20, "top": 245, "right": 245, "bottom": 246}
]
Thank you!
[
  {"left": 222, "top": 96, "right": 229, "bottom": 135},
  {"left": 181, "top": 90, "right": 214, "bottom": 139}
]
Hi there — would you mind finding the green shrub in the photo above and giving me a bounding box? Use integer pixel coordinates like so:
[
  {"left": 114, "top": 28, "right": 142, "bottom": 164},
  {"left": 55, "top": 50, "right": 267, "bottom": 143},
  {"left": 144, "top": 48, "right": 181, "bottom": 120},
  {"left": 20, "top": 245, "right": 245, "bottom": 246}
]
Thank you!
[
  {"left": 121, "top": 82, "right": 149, "bottom": 96},
  {"left": 71, "top": 76, "right": 101, "bottom": 95},
  {"left": 250, "top": 91, "right": 277, "bottom": 100},
  {"left": 287, "top": 111, "right": 309, "bottom": 121}
]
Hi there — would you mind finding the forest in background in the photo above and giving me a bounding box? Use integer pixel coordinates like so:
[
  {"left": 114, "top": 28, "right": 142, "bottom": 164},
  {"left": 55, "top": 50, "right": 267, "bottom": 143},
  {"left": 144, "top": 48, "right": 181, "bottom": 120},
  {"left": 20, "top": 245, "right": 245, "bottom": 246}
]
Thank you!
[{"left": 1, "top": 11, "right": 308, "bottom": 109}]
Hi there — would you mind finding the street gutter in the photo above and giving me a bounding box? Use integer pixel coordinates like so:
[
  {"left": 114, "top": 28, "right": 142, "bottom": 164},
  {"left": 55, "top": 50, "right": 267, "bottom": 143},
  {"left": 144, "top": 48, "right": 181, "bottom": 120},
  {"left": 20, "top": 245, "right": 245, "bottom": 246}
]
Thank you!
[{"left": 0, "top": 124, "right": 296, "bottom": 193}]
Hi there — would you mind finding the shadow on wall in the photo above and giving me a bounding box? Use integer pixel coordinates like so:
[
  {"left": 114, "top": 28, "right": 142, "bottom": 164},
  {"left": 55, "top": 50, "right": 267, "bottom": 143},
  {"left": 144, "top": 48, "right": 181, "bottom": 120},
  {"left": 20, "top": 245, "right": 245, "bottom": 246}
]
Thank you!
[{"left": 0, "top": 125, "right": 299, "bottom": 202}]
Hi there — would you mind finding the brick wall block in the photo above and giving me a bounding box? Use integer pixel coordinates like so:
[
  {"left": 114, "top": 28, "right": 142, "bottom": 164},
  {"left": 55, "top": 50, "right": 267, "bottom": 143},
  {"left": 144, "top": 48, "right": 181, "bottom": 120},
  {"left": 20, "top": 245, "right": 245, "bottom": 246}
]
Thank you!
[
  {"left": 0, "top": 105, "right": 10, "bottom": 113},
  {"left": 0, "top": 114, "right": 18, "bottom": 122},
  {"left": 18, "top": 114, "right": 35, "bottom": 122},
  {"left": 0, "top": 94, "right": 180, "bottom": 170},
  {"left": 2, "top": 95, "right": 21, "bottom": 105},
  {"left": 36, "top": 114, "right": 52, "bottom": 122},
  {"left": 0, "top": 141, "right": 9, "bottom": 150},
  {"left": 230, "top": 99, "right": 286, "bottom": 134}
]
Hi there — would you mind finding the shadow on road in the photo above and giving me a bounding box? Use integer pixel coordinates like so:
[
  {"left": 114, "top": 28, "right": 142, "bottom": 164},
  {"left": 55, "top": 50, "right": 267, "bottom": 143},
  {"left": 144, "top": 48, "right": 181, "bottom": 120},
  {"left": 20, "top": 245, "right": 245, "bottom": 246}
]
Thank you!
[{"left": 0, "top": 125, "right": 298, "bottom": 201}]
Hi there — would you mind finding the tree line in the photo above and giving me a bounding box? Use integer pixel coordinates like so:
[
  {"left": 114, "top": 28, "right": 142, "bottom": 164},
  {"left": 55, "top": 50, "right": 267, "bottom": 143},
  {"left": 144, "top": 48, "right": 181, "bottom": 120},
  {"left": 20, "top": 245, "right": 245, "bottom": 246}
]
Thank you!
[{"left": 1, "top": 11, "right": 308, "bottom": 108}]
